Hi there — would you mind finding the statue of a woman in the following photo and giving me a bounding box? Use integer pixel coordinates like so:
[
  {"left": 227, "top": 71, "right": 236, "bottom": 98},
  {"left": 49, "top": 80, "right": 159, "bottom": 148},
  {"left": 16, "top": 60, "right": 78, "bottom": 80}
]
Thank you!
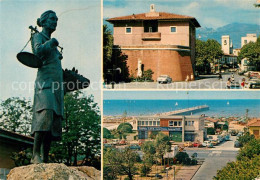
[{"left": 30, "top": 10, "right": 64, "bottom": 164}]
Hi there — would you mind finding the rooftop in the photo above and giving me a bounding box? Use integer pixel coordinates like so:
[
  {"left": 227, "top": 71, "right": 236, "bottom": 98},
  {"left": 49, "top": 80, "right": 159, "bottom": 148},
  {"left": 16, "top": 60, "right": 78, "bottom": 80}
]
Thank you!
[
  {"left": 247, "top": 118, "right": 260, "bottom": 127},
  {"left": 107, "top": 7, "right": 200, "bottom": 27}
]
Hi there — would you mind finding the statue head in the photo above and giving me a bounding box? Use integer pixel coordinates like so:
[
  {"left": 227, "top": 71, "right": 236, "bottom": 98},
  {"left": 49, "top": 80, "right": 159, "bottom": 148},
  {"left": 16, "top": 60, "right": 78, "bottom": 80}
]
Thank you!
[{"left": 37, "top": 10, "right": 58, "bottom": 32}]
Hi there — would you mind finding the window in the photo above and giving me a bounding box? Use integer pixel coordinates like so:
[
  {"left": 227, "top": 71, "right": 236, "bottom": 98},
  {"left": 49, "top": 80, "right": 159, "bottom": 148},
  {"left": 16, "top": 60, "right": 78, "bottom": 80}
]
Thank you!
[
  {"left": 244, "top": 40, "right": 247, "bottom": 44},
  {"left": 192, "top": 121, "right": 194, "bottom": 126},
  {"left": 178, "top": 121, "right": 182, "bottom": 126},
  {"left": 185, "top": 121, "right": 187, "bottom": 126},
  {"left": 224, "top": 40, "right": 227, "bottom": 45},
  {"left": 138, "top": 121, "right": 141, "bottom": 125},
  {"left": 188, "top": 121, "right": 191, "bottom": 126},
  {"left": 174, "top": 121, "right": 178, "bottom": 126},
  {"left": 169, "top": 121, "right": 174, "bottom": 127},
  {"left": 141, "top": 121, "right": 144, "bottom": 126},
  {"left": 125, "top": 27, "right": 132, "bottom": 34},
  {"left": 170, "top": 26, "right": 177, "bottom": 33},
  {"left": 153, "top": 121, "right": 156, "bottom": 126},
  {"left": 149, "top": 121, "right": 152, "bottom": 126},
  {"left": 145, "top": 121, "right": 148, "bottom": 125},
  {"left": 157, "top": 121, "right": 160, "bottom": 126}
]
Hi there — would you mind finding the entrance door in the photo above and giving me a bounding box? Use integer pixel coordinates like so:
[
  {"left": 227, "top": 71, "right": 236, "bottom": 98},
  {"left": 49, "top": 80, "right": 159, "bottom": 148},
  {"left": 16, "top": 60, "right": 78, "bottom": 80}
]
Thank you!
[
  {"left": 253, "top": 130, "right": 259, "bottom": 138},
  {"left": 169, "top": 131, "right": 182, "bottom": 142}
]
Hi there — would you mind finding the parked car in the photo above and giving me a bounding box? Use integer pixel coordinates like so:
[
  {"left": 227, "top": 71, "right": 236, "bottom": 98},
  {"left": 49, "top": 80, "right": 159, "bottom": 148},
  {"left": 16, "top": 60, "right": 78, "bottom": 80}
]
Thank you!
[
  {"left": 224, "top": 134, "right": 230, "bottom": 141},
  {"left": 155, "top": 174, "right": 163, "bottom": 179},
  {"left": 119, "top": 140, "right": 127, "bottom": 145},
  {"left": 234, "top": 141, "right": 242, "bottom": 148},
  {"left": 231, "top": 130, "right": 238, "bottom": 136},
  {"left": 202, "top": 141, "right": 214, "bottom": 148},
  {"left": 210, "top": 139, "right": 219, "bottom": 146},
  {"left": 129, "top": 144, "right": 141, "bottom": 150},
  {"left": 104, "top": 143, "right": 113, "bottom": 148},
  {"left": 193, "top": 142, "right": 202, "bottom": 147},
  {"left": 184, "top": 141, "right": 193, "bottom": 147},
  {"left": 157, "top": 75, "right": 172, "bottom": 84}
]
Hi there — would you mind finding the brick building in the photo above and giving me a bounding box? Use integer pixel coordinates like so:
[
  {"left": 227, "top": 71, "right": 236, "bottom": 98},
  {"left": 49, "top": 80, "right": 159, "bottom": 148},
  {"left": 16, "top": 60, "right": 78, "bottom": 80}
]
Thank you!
[{"left": 107, "top": 4, "right": 200, "bottom": 81}]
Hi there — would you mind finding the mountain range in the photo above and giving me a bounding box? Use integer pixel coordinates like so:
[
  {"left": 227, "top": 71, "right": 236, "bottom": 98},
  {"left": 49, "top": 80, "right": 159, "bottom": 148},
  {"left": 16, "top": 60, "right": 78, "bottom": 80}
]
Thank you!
[
  {"left": 197, "top": 23, "right": 260, "bottom": 49},
  {"left": 104, "top": 20, "right": 260, "bottom": 49}
]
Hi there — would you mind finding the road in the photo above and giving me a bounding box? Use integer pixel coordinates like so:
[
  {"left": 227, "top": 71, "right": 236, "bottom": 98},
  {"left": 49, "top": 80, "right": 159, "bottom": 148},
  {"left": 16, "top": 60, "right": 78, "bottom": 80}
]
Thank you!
[
  {"left": 104, "top": 73, "right": 247, "bottom": 89},
  {"left": 186, "top": 136, "right": 239, "bottom": 180}
]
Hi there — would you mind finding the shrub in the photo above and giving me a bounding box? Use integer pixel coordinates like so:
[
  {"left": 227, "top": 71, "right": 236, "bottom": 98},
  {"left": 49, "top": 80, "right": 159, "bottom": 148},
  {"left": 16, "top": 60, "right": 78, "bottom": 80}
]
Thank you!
[
  {"left": 117, "top": 123, "right": 133, "bottom": 130},
  {"left": 207, "top": 127, "right": 215, "bottom": 135},
  {"left": 103, "top": 127, "right": 112, "bottom": 139},
  {"left": 175, "top": 152, "right": 192, "bottom": 165},
  {"left": 140, "top": 164, "right": 152, "bottom": 177}
]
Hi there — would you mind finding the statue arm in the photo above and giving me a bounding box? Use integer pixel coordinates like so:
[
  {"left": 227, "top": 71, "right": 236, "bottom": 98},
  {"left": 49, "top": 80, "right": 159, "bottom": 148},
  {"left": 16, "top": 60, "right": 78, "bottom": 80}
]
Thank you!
[{"left": 32, "top": 33, "right": 58, "bottom": 59}]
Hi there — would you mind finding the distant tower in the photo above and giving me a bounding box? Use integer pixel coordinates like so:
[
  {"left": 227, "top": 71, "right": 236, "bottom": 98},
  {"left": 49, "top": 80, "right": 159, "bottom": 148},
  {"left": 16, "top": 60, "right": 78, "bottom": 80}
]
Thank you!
[
  {"left": 230, "top": 40, "right": 233, "bottom": 54},
  {"left": 222, "top": 35, "right": 230, "bottom": 54}
]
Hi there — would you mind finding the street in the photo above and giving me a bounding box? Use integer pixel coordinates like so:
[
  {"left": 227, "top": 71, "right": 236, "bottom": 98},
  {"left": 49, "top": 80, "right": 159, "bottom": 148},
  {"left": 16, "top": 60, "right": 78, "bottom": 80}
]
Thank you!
[
  {"left": 186, "top": 136, "right": 239, "bottom": 180},
  {"left": 104, "top": 73, "right": 247, "bottom": 89}
]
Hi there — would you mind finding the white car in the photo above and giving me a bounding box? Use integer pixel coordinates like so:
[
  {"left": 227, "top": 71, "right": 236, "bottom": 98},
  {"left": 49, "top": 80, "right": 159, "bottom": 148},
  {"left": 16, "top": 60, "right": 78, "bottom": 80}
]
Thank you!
[{"left": 157, "top": 75, "right": 172, "bottom": 84}]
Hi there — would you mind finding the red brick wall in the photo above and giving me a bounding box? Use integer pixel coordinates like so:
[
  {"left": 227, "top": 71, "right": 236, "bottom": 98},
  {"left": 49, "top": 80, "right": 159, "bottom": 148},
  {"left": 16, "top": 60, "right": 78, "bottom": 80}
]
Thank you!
[
  {"left": 160, "top": 119, "right": 169, "bottom": 127},
  {"left": 122, "top": 49, "right": 193, "bottom": 81}
]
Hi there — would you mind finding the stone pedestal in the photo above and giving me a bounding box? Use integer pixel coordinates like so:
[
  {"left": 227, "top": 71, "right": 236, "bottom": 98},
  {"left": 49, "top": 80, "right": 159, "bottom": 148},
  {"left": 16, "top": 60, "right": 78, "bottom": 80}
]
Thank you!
[{"left": 7, "top": 163, "right": 100, "bottom": 180}]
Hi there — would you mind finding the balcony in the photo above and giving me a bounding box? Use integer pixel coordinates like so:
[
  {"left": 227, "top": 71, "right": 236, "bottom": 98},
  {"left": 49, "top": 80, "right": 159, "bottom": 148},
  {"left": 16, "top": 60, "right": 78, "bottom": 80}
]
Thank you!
[{"left": 142, "top": 32, "right": 161, "bottom": 41}]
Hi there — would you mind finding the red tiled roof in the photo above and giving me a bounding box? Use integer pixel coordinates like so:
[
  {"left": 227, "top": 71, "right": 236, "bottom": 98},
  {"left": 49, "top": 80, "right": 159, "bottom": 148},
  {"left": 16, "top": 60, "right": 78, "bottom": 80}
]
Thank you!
[
  {"left": 247, "top": 119, "right": 260, "bottom": 127},
  {"left": 107, "top": 12, "right": 200, "bottom": 27},
  {"left": 205, "top": 117, "right": 219, "bottom": 123}
]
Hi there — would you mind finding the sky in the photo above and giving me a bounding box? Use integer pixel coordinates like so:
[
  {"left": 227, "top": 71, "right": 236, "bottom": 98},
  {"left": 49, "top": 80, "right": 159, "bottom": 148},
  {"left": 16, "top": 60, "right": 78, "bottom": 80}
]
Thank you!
[
  {"left": 103, "top": 0, "right": 260, "bottom": 29},
  {"left": 0, "top": 0, "right": 101, "bottom": 104},
  {"left": 103, "top": 90, "right": 260, "bottom": 100}
]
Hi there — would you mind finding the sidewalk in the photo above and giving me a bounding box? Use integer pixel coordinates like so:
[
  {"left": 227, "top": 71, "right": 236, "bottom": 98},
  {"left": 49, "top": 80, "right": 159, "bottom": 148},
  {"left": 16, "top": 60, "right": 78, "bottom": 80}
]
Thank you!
[{"left": 164, "top": 165, "right": 201, "bottom": 180}]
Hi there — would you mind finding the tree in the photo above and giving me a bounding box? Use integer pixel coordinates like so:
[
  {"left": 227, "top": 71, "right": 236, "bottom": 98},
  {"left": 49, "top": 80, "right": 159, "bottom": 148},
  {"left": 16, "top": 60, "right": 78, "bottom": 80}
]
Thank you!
[
  {"left": 238, "top": 36, "right": 260, "bottom": 70},
  {"left": 237, "top": 138, "right": 260, "bottom": 161},
  {"left": 195, "top": 39, "right": 223, "bottom": 74},
  {"left": 103, "top": 147, "right": 140, "bottom": 180},
  {"left": 50, "top": 91, "right": 100, "bottom": 169},
  {"left": 103, "top": 25, "right": 129, "bottom": 83},
  {"left": 214, "top": 138, "right": 260, "bottom": 180},
  {"left": 103, "top": 127, "right": 112, "bottom": 139},
  {"left": 154, "top": 132, "right": 171, "bottom": 165},
  {"left": 237, "top": 132, "right": 255, "bottom": 147},
  {"left": 0, "top": 97, "right": 32, "bottom": 135}
]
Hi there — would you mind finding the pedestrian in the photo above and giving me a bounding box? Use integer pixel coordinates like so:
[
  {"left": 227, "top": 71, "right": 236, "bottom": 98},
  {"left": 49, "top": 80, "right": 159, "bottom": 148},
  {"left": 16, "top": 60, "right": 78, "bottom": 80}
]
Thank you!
[
  {"left": 231, "top": 73, "right": 235, "bottom": 83},
  {"left": 218, "top": 73, "right": 222, "bottom": 80},
  {"left": 226, "top": 78, "right": 231, "bottom": 89},
  {"left": 241, "top": 78, "right": 246, "bottom": 89}
]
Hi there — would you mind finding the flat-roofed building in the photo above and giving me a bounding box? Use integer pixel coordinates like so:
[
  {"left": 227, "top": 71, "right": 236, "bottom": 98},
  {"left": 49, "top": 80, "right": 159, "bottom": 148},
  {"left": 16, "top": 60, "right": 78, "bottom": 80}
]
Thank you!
[
  {"left": 241, "top": 34, "right": 257, "bottom": 47},
  {"left": 137, "top": 115, "right": 205, "bottom": 142}
]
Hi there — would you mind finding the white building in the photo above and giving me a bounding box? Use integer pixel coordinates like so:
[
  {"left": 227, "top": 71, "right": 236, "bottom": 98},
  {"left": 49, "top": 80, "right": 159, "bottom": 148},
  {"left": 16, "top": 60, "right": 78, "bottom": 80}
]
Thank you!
[{"left": 241, "top": 34, "right": 257, "bottom": 47}]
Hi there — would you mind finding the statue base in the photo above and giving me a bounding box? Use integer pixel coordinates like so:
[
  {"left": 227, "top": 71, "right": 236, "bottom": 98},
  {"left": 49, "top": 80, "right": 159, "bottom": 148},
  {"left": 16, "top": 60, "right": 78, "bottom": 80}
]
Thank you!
[{"left": 7, "top": 163, "right": 100, "bottom": 180}]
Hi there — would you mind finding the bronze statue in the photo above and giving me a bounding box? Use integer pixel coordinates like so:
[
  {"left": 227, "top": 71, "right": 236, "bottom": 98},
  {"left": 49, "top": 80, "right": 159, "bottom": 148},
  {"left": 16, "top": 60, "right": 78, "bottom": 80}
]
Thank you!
[
  {"left": 23, "top": 10, "right": 90, "bottom": 164},
  {"left": 30, "top": 10, "right": 63, "bottom": 164}
]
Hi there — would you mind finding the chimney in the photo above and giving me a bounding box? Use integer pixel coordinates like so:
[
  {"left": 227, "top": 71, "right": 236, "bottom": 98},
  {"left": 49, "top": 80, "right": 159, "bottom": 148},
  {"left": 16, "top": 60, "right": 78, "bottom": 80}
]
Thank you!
[
  {"left": 146, "top": 4, "right": 159, "bottom": 17},
  {"left": 150, "top": 4, "right": 155, "bottom": 12}
]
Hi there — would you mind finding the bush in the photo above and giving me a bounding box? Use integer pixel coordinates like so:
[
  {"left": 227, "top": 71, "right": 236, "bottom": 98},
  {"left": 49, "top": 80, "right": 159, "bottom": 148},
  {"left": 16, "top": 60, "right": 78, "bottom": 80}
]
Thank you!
[
  {"left": 10, "top": 148, "right": 32, "bottom": 167},
  {"left": 207, "top": 127, "right": 215, "bottom": 135},
  {"left": 140, "top": 164, "right": 152, "bottom": 177},
  {"left": 103, "top": 127, "right": 112, "bottom": 139},
  {"left": 175, "top": 152, "right": 192, "bottom": 165},
  {"left": 117, "top": 123, "right": 133, "bottom": 130}
]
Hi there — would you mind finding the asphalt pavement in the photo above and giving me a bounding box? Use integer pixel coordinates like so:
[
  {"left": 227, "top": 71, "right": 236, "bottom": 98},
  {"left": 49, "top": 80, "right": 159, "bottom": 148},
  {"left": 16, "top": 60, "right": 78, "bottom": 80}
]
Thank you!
[
  {"left": 186, "top": 136, "right": 239, "bottom": 180},
  {"left": 104, "top": 73, "right": 247, "bottom": 89}
]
